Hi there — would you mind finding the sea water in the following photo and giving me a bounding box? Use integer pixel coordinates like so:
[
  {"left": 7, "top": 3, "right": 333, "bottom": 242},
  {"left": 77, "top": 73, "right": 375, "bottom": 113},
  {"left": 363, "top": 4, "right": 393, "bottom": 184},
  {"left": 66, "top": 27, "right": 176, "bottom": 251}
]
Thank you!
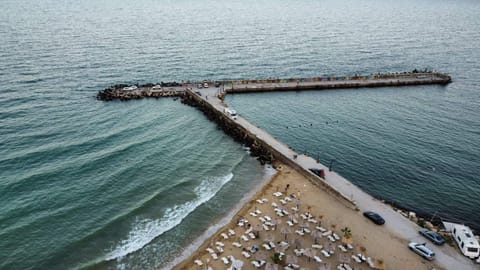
[{"left": 1, "top": 0, "right": 479, "bottom": 269}]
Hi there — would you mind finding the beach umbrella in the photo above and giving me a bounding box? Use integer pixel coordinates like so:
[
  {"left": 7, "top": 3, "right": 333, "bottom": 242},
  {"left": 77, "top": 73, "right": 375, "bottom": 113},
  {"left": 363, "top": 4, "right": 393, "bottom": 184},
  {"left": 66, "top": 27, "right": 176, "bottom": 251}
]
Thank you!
[
  {"left": 311, "top": 230, "right": 323, "bottom": 244},
  {"left": 304, "top": 248, "right": 316, "bottom": 262},
  {"left": 272, "top": 218, "right": 281, "bottom": 230},
  {"left": 338, "top": 253, "right": 351, "bottom": 264},
  {"left": 300, "top": 222, "right": 310, "bottom": 229},
  {"left": 263, "top": 233, "right": 275, "bottom": 242},
  {"left": 275, "top": 244, "right": 287, "bottom": 253},
  {"left": 294, "top": 238, "right": 302, "bottom": 249},
  {"left": 231, "top": 259, "right": 244, "bottom": 270},
  {"left": 265, "top": 263, "right": 278, "bottom": 270},
  {"left": 318, "top": 263, "right": 331, "bottom": 270},
  {"left": 286, "top": 255, "right": 298, "bottom": 265},
  {"left": 281, "top": 227, "right": 291, "bottom": 240},
  {"left": 255, "top": 251, "right": 267, "bottom": 261},
  {"left": 253, "top": 223, "right": 263, "bottom": 237}
]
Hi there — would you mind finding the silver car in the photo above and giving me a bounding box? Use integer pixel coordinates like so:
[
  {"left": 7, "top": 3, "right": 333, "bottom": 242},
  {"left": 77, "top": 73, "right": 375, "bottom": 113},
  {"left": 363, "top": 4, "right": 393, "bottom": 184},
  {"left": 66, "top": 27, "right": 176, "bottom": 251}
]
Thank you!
[{"left": 408, "top": 242, "right": 435, "bottom": 260}]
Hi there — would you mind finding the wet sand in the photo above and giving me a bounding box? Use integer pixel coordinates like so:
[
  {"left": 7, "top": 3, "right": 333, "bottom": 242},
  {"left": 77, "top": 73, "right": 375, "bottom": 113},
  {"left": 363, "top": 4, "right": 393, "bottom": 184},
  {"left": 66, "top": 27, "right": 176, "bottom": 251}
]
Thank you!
[{"left": 172, "top": 163, "right": 441, "bottom": 270}]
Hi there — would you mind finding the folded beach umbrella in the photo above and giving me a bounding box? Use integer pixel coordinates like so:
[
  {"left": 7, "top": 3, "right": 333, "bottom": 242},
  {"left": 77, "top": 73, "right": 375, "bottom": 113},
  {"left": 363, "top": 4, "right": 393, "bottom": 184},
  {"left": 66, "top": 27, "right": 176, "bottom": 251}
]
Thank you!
[
  {"left": 263, "top": 233, "right": 274, "bottom": 242},
  {"left": 281, "top": 227, "right": 291, "bottom": 240}
]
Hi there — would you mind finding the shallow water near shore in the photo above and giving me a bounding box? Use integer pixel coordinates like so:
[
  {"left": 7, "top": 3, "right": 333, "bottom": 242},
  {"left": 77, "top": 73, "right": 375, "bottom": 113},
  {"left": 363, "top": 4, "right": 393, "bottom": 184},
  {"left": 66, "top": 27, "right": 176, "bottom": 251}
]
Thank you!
[{"left": 1, "top": 0, "right": 480, "bottom": 269}]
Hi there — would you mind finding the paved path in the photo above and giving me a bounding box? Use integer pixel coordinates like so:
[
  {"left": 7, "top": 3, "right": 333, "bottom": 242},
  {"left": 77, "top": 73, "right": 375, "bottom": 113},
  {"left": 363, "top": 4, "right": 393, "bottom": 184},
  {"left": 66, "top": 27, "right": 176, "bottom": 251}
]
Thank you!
[{"left": 194, "top": 87, "right": 477, "bottom": 270}]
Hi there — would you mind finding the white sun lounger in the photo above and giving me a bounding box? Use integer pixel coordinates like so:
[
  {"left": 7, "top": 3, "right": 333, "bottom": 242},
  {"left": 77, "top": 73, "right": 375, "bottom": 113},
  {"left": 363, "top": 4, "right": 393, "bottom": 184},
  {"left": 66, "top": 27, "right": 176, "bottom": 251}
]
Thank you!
[
  {"left": 252, "top": 260, "right": 266, "bottom": 268},
  {"left": 291, "top": 206, "right": 299, "bottom": 212},
  {"left": 282, "top": 210, "right": 290, "bottom": 215},
  {"left": 338, "top": 245, "right": 347, "bottom": 252},
  {"left": 242, "top": 251, "right": 251, "bottom": 258},
  {"left": 284, "top": 196, "right": 292, "bottom": 202},
  {"left": 194, "top": 259, "right": 203, "bottom": 266},
  {"left": 241, "top": 235, "right": 249, "bottom": 241},
  {"left": 206, "top": 248, "right": 215, "bottom": 253},
  {"left": 210, "top": 252, "right": 218, "bottom": 260},
  {"left": 259, "top": 217, "right": 266, "bottom": 223},
  {"left": 261, "top": 198, "right": 268, "bottom": 203},
  {"left": 262, "top": 224, "right": 270, "bottom": 231},
  {"left": 289, "top": 263, "right": 300, "bottom": 269},
  {"left": 333, "top": 233, "right": 340, "bottom": 240},
  {"left": 256, "top": 199, "right": 264, "bottom": 204},
  {"left": 347, "top": 243, "right": 353, "bottom": 250},
  {"left": 321, "top": 249, "right": 330, "bottom": 257},
  {"left": 287, "top": 220, "right": 294, "bottom": 226},
  {"left": 263, "top": 243, "right": 271, "bottom": 250},
  {"left": 233, "top": 242, "right": 242, "bottom": 248},
  {"left": 316, "top": 226, "right": 327, "bottom": 232},
  {"left": 273, "top": 192, "right": 282, "bottom": 197},
  {"left": 300, "top": 213, "right": 308, "bottom": 219},
  {"left": 295, "top": 230, "right": 304, "bottom": 236},
  {"left": 264, "top": 215, "right": 272, "bottom": 221},
  {"left": 312, "top": 244, "right": 323, "bottom": 249},
  {"left": 308, "top": 218, "right": 318, "bottom": 224},
  {"left": 221, "top": 257, "right": 229, "bottom": 264},
  {"left": 351, "top": 255, "right": 361, "bottom": 263},
  {"left": 249, "top": 232, "right": 256, "bottom": 239},
  {"left": 245, "top": 228, "right": 252, "bottom": 234},
  {"left": 249, "top": 212, "right": 258, "bottom": 217},
  {"left": 314, "top": 255, "right": 323, "bottom": 263},
  {"left": 367, "top": 257, "right": 374, "bottom": 268},
  {"left": 343, "top": 264, "right": 353, "bottom": 270},
  {"left": 294, "top": 249, "right": 305, "bottom": 256},
  {"left": 322, "top": 230, "right": 332, "bottom": 236},
  {"left": 216, "top": 246, "right": 224, "bottom": 253},
  {"left": 228, "top": 229, "right": 235, "bottom": 236},
  {"left": 280, "top": 199, "right": 287, "bottom": 205},
  {"left": 303, "top": 228, "right": 311, "bottom": 233},
  {"left": 328, "top": 235, "right": 336, "bottom": 242},
  {"left": 272, "top": 202, "right": 278, "bottom": 207},
  {"left": 216, "top": 241, "right": 225, "bottom": 247},
  {"left": 221, "top": 233, "right": 229, "bottom": 239}
]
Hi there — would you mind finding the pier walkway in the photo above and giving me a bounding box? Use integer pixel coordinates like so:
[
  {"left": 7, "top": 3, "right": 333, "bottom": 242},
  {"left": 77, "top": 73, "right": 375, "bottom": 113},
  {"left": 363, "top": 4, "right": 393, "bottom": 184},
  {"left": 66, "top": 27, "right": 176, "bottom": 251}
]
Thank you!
[
  {"left": 186, "top": 83, "right": 476, "bottom": 270},
  {"left": 97, "top": 71, "right": 451, "bottom": 101}
]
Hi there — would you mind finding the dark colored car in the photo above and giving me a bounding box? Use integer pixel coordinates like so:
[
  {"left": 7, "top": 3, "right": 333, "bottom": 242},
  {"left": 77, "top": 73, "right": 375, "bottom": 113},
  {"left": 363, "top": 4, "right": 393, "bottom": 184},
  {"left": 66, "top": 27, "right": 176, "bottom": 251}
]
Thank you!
[
  {"left": 419, "top": 228, "right": 445, "bottom": 245},
  {"left": 363, "top": 211, "right": 385, "bottom": 225},
  {"left": 408, "top": 242, "right": 435, "bottom": 260}
]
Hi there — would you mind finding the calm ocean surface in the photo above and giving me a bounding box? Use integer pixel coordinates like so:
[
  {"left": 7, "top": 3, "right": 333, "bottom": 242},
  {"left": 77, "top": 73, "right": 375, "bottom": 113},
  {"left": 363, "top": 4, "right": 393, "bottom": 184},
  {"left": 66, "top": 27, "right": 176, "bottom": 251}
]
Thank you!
[{"left": 1, "top": 0, "right": 479, "bottom": 269}]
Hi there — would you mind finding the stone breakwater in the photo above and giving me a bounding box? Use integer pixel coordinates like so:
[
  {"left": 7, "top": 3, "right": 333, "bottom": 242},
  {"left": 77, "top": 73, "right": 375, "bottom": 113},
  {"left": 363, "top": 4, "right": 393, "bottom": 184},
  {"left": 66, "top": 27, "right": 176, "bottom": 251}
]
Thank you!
[
  {"left": 96, "top": 71, "right": 452, "bottom": 101},
  {"left": 96, "top": 83, "right": 185, "bottom": 101}
]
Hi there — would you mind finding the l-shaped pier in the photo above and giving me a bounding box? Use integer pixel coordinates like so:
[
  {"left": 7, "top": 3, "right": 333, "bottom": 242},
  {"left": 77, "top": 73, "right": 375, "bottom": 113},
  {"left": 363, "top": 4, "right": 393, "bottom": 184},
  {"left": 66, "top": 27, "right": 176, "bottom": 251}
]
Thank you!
[
  {"left": 97, "top": 71, "right": 451, "bottom": 101},
  {"left": 96, "top": 71, "right": 479, "bottom": 269}
]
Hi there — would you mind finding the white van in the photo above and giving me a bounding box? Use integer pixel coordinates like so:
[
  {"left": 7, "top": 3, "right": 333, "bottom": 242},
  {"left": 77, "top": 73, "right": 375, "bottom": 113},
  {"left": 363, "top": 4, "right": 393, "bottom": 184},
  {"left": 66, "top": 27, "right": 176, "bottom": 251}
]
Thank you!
[
  {"left": 452, "top": 224, "right": 480, "bottom": 259},
  {"left": 223, "top": 108, "right": 238, "bottom": 120}
]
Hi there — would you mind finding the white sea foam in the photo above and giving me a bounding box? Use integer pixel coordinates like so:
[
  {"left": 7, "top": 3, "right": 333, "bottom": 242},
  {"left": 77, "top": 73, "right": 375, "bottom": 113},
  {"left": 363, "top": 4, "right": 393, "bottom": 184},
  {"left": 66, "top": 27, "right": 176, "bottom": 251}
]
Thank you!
[
  {"left": 105, "top": 173, "right": 234, "bottom": 261},
  {"left": 162, "top": 164, "right": 277, "bottom": 270}
]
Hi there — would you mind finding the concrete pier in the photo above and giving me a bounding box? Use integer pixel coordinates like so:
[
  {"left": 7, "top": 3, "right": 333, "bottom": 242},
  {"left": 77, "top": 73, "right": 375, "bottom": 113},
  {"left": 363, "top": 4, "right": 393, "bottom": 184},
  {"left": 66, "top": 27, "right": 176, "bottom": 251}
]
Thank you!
[
  {"left": 180, "top": 82, "right": 476, "bottom": 270},
  {"left": 96, "top": 70, "right": 478, "bottom": 269},
  {"left": 96, "top": 71, "right": 451, "bottom": 101}
]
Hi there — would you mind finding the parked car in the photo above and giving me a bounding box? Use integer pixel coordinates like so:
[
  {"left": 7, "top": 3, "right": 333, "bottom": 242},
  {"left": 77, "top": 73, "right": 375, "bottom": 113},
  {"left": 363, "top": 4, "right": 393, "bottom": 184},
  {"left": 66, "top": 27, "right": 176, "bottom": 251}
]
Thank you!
[
  {"left": 408, "top": 242, "right": 435, "bottom": 260},
  {"left": 363, "top": 211, "right": 385, "bottom": 225},
  {"left": 419, "top": 228, "right": 445, "bottom": 245},
  {"left": 203, "top": 82, "right": 209, "bottom": 88}
]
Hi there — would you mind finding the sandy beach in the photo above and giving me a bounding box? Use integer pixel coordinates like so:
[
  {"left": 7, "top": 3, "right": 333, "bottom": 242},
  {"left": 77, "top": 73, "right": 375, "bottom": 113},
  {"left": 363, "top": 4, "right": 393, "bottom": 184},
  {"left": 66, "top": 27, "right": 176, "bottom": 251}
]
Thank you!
[{"left": 173, "top": 163, "right": 441, "bottom": 270}]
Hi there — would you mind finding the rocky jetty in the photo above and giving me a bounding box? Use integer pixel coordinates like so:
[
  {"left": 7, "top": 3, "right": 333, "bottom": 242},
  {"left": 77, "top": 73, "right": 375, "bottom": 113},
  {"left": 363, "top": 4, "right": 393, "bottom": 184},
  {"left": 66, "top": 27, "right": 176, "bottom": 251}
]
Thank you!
[{"left": 96, "top": 82, "right": 185, "bottom": 101}]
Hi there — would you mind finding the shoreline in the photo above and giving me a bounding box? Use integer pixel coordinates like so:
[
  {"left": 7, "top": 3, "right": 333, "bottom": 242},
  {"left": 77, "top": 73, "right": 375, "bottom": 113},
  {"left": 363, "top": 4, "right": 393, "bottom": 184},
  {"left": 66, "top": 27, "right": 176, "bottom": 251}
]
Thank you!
[
  {"left": 164, "top": 165, "right": 278, "bottom": 270},
  {"left": 169, "top": 165, "right": 282, "bottom": 270}
]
